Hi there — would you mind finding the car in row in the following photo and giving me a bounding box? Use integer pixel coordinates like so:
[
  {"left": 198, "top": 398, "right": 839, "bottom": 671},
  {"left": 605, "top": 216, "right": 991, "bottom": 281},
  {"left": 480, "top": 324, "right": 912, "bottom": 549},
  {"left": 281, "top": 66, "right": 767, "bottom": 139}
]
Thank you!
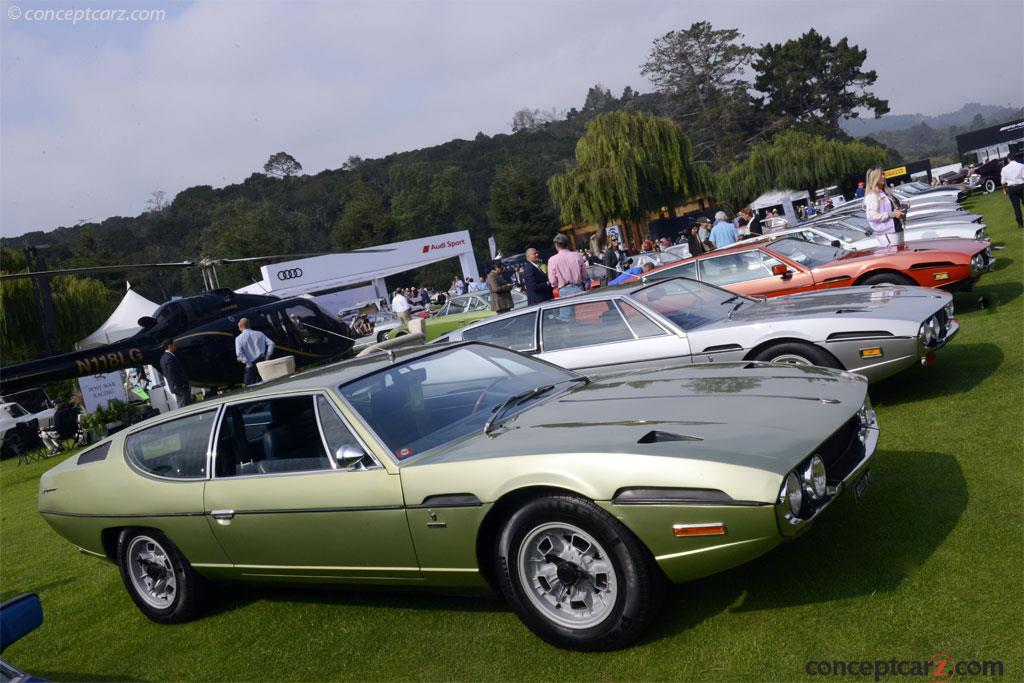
[
  {"left": 436, "top": 277, "right": 958, "bottom": 383},
  {"left": 39, "top": 340, "right": 879, "bottom": 651},
  {"left": 635, "top": 237, "right": 993, "bottom": 297}
]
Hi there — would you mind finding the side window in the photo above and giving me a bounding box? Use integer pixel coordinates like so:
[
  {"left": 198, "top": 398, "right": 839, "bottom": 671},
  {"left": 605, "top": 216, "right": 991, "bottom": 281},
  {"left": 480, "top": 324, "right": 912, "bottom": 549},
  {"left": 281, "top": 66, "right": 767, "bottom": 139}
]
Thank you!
[
  {"left": 469, "top": 297, "right": 488, "bottom": 312},
  {"left": 541, "top": 301, "right": 633, "bottom": 351},
  {"left": 463, "top": 312, "right": 538, "bottom": 351},
  {"left": 316, "top": 395, "right": 372, "bottom": 468},
  {"left": 126, "top": 410, "right": 217, "bottom": 479},
  {"left": 698, "top": 252, "right": 772, "bottom": 286},
  {"left": 618, "top": 301, "right": 667, "bottom": 338},
  {"left": 214, "top": 395, "right": 330, "bottom": 477},
  {"left": 447, "top": 298, "right": 469, "bottom": 315},
  {"left": 285, "top": 305, "right": 330, "bottom": 346}
]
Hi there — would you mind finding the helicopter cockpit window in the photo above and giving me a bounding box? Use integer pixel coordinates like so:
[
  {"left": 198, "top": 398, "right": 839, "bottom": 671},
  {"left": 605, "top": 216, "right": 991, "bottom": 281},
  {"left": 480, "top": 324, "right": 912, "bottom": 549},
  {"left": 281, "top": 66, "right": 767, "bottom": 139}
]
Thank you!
[{"left": 285, "top": 305, "right": 330, "bottom": 345}]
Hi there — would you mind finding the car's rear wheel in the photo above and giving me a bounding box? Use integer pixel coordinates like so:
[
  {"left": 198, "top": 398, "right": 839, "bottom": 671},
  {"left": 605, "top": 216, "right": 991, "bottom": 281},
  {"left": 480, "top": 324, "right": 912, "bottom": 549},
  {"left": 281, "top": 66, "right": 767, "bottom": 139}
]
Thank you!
[
  {"left": 117, "top": 529, "right": 208, "bottom": 623},
  {"left": 860, "top": 272, "right": 914, "bottom": 286},
  {"left": 495, "top": 495, "right": 664, "bottom": 651},
  {"left": 754, "top": 342, "right": 841, "bottom": 369},
  {"left": 376, "top": 331, "right": 388, "bottom": 343}
]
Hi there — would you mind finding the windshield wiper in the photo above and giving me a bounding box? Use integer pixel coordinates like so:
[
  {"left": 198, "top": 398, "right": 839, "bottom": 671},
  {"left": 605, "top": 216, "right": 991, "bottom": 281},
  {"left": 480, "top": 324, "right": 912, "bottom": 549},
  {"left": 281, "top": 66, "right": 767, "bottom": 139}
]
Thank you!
[
  {"left": 719, "top": 295, "right": 740, "bottom": 306},
  {"left": 726, "top": 300, "right": 746, "bottom": 319},
  {"left": 483, "top": 385, "right": 555, "bottom": 435}
]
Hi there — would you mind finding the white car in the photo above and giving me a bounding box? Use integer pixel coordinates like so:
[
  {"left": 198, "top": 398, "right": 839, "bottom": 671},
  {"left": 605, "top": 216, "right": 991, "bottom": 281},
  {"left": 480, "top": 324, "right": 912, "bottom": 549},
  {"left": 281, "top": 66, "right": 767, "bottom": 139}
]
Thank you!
[
  {"left": 732, "top": 220, "right": 988, "bottom": 253},
  {"left": 1, "top": 402, "right": 44, "bottom": 458}
]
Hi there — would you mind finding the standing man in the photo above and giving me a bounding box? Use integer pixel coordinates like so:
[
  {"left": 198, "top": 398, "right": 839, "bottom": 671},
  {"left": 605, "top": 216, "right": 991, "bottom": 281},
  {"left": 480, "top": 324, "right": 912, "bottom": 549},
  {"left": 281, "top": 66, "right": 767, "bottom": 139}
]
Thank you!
[
  {"left": 159, "top": 339, "right": 192, "bottom": 407},
  {"left": 1001, "top": 153, "right": 1024, "bottom": 229},
  {"left": 235, "top": 318, "right": 276, "bottom": 386},
  {"left": 522, "top": 247, "right": 554, "bottom": 305},
  {"left": 709, "top": 211, "right": 739, "bottom": 249},
  {"left": 391, "top": 289, "right": 412, "bottom": 323},
  {"left": 547, "top": 233, "right": 587, "bottom": 298},
  {"left": 486, "top": 260, "right": 515, "bottom": 314}
]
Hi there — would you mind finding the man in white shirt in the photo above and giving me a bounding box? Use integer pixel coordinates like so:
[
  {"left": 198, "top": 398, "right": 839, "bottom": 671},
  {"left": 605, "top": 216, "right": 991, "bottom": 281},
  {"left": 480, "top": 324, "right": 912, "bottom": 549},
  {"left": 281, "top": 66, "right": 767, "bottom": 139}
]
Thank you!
[
  {"left": 391, "top": 289, "right": 412, "bottom": 323},
  {"left": 1000, "top": 154, "right": 1024, "bottom": 229}
]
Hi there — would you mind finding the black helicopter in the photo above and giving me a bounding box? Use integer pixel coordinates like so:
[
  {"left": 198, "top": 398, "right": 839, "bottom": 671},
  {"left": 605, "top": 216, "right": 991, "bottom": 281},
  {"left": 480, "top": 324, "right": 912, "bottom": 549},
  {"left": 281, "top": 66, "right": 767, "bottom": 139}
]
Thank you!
[{"left": 0, "top": 289, "right": 356, "bottom": 394}]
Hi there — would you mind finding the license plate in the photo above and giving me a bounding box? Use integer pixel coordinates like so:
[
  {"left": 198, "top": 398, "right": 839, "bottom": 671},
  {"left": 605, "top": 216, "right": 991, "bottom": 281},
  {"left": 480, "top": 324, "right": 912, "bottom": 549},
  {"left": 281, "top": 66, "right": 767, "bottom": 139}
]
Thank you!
[{"left": 854, "top": 469, "right": 872, "bottom": 502}]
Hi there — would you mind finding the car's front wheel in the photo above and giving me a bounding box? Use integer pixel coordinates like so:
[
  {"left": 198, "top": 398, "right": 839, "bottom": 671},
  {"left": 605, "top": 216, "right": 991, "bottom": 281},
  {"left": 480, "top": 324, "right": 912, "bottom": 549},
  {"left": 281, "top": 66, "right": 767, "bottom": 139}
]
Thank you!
[
  {"left": 496, "top": 495, "right": 664, "bottom": 651},
  {"left": 117, "top": 529, "right": 208, "bottom": 623},
  {"left": 753, "top": 342, "right": 841, "bottom": 369},
  {"left": 983, "top": 177, "right": 997, "bottom": 193}
]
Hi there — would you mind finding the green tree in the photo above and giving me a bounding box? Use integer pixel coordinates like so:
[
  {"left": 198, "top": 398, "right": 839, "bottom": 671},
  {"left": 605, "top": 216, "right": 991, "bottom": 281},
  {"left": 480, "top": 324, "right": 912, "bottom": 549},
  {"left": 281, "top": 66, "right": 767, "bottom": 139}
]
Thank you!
[
  {"left": 641, "top": 21, "right": 756, "bottom": 166},
  {"left": 331, "top": 180, "right": 398, "bottom": 250},
  {"left": 263, "top": 151, "right": 303, "bottom": 178},
  {"left": 582, "top": 84, "right": 615, "bottom": 113},
  {"left": 548, "top": 111, "right": 711, "bottom": 247},
  {"left": 717, "top": 130, "right": 887, "bottom": 208},
  {"left": 487, "top": 161, "right": 558, "bottom": 254},
  {"left": 752, "top": 29, "right": 889, "bottom": 136}
]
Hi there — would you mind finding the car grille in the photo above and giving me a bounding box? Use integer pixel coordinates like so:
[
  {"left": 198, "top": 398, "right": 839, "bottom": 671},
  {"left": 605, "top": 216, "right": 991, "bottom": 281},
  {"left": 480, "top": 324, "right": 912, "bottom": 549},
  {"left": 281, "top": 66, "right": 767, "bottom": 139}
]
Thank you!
[{"left": 816, "top": 415, "right": 866, "bottom": 485}]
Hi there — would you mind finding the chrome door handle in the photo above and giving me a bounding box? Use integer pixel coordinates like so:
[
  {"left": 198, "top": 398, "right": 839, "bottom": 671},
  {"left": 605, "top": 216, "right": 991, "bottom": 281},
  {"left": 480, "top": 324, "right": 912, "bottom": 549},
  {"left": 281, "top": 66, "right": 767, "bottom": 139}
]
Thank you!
[{"left": 210, "top": 509, "right": 235, "bottom": 520}]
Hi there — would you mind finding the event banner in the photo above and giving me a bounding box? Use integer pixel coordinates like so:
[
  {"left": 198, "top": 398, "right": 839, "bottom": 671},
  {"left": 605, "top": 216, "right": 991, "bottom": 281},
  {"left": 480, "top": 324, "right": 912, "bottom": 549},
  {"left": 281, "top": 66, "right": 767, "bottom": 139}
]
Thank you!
[{"left": 78, "top": 372, "right": 126, "bottom": 413}]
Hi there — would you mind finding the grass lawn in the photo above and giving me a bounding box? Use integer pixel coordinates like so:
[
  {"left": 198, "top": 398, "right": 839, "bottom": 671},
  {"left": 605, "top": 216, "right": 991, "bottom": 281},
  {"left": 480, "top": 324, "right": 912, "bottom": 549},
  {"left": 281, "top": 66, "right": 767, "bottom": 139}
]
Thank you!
[{"left": 2, "top": 191, "right": 1021, "bottom": 681}]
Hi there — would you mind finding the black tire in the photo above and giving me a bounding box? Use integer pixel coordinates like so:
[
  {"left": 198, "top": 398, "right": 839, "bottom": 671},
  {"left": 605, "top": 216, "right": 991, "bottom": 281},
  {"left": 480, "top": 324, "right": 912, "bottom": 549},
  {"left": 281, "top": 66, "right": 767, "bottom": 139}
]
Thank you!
[
  {"left": 495, "top": 495, "right": 665, "bottom": 651},
  {"left": 376, "top": 331, "right": 388, "bottom": 343},
  {"left": 983, "top": 177, "right": 997, "bottom": 194},
  {"left": 753, "top": 342, "right": 842, "bottom": 369},
  {"left": 860, "top": 272, "right": 914, "bottom": 286},
  {"left": 117, "top": 528, "right": 208, "bottom": 624}
]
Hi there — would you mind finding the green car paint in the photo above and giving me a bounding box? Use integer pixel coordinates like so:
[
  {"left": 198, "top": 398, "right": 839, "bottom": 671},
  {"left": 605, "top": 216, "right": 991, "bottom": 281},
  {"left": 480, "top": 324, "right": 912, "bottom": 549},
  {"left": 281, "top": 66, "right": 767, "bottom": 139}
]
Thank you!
[{"left": 38, "top": 342, "right": 877, "bottom": 617}]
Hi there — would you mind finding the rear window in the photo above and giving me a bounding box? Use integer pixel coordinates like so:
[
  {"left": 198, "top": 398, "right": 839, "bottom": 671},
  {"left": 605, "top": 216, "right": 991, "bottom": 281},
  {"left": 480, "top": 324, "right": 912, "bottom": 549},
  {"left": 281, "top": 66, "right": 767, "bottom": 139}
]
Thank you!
[{"left": 125, "top": 410, "right": 216, "bottom": 479}]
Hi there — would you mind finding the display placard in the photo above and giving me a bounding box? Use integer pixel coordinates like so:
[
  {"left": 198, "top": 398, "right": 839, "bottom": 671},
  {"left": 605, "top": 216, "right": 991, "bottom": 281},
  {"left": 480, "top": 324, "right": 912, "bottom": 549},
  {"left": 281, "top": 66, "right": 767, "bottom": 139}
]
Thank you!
[{"left": 78, "top": 372, "right": 125, "bottom": 413}]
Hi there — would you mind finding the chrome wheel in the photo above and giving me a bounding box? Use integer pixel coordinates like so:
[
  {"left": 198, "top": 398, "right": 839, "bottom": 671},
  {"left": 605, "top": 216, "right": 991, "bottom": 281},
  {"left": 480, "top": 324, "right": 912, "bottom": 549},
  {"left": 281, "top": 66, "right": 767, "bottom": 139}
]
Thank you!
[
  {"left": 126, "top": 534, "right": 177, "bottom": 609},
  {"left": 770, "top": 353, "right": 812, "bottom": 366},
  {"left": 517, "top": 522, "right": 617, "bottom": 629}
]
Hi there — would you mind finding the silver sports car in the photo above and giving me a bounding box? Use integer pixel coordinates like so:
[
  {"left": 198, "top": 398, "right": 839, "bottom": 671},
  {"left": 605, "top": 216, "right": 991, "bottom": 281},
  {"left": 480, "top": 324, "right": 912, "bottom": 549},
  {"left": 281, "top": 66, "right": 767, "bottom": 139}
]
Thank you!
[
  {"left": 435, "top": 278, "right": 957, "bottom": 383},
  {"left": 742, "top": 221, "right": 987, "bottom": 252}
]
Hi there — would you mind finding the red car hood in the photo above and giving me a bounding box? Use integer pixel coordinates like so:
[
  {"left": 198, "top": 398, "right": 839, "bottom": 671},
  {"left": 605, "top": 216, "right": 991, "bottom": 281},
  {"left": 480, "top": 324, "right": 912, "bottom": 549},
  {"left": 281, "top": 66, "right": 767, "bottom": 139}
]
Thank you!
[{"left": 831, "top": 238, "right": 987, "bottom": 264}]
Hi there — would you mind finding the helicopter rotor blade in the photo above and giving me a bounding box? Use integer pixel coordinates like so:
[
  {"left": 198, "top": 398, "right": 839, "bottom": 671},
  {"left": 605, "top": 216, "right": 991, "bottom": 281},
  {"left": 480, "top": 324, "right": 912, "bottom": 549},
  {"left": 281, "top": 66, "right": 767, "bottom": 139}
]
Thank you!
[
  {"left": 215, "top": 247, "right": 394, "bottom": 265},
  {"left": 0, "top": 261, "right": 196, "bottom": 281}
]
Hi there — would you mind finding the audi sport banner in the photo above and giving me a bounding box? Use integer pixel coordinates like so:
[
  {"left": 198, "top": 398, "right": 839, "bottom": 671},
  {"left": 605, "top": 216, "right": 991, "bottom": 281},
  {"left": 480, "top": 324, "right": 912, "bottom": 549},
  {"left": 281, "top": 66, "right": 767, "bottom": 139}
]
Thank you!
[{"left": 250, "top": 230, "right": 479, "bottom": 297}]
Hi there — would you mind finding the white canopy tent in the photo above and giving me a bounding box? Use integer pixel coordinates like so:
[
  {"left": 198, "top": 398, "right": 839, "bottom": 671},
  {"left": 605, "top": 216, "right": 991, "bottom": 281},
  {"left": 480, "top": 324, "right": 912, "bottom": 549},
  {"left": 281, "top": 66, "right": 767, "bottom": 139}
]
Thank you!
[
  {"left": 77, "top": 284, "right": 159, "bottom": 350},
  {"left": 750, "top": 189, "right": 810, "bottom": 226}
]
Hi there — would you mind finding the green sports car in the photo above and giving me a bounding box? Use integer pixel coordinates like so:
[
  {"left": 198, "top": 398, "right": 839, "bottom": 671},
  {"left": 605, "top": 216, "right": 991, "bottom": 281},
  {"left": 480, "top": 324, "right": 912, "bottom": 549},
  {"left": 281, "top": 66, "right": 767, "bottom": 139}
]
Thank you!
[
  {"left": 389, "top": 290, "right": 528, "bottom": 341},
  {"left": 38, "top": 342, "right": 878, "bottom": 650}
]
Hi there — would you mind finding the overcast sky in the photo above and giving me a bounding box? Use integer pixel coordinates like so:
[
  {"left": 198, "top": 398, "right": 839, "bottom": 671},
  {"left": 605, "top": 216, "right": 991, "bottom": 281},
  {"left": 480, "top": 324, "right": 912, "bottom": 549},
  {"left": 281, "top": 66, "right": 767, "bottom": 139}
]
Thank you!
[{"left": 2, "top": 0, "right": 1022, "bottom": 237}]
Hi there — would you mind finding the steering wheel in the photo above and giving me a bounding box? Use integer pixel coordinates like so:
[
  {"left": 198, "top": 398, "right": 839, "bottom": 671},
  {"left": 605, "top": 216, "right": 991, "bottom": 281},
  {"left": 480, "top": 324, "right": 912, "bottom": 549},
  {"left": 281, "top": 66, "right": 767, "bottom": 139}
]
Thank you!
[{"left": 472, "top": 378, "right": 506, "bottom": 414}]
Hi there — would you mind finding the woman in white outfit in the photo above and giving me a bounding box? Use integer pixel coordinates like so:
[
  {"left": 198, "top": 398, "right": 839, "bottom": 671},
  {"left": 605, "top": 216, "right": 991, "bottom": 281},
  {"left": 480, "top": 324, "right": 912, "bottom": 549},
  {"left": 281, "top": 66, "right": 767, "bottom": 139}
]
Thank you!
[{"left": 863, "top": 167, "right": 906, "bottom": 245}]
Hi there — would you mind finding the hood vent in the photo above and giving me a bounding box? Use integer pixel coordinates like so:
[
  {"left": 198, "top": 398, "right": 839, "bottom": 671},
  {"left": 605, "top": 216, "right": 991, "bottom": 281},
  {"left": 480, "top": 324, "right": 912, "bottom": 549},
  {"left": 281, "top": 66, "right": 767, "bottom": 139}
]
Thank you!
[{"left": 638, "top": 430, "right": 703, "bottom": 444}]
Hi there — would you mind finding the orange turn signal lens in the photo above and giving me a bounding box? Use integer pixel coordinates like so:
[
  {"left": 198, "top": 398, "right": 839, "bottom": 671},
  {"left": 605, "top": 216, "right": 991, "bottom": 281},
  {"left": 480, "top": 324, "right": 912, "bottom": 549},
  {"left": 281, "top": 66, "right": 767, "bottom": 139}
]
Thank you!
[
  {"left": 859, "top": 347, "right": 883, "bottom": 358},
  {"left": 933, "top": 272, "right": 950, "bottom": 281},
  {"left": 673, "top": 523, "right": 727, "bottom": 537}
]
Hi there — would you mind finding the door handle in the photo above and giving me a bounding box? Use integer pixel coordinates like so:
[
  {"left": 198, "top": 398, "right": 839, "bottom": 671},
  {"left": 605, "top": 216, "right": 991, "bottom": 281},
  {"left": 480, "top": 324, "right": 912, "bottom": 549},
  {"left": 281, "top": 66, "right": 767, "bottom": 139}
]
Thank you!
[{"left": 210, "top": 509, "right": 235, "bottom": 520}]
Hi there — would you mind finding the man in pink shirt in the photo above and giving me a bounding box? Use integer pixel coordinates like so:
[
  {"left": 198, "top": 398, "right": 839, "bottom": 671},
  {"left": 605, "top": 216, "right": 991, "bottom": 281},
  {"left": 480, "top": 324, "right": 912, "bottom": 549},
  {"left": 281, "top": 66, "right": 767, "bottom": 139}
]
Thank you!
[{"left": 547, "top": 233, "right": 587, "bottom": 297}]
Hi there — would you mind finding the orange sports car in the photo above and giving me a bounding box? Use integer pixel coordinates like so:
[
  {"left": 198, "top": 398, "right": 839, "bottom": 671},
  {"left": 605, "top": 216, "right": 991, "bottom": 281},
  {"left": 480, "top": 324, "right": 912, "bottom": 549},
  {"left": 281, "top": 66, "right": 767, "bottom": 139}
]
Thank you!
[{"left": 636, "top": 237, "right": 994, "bottom": 298}]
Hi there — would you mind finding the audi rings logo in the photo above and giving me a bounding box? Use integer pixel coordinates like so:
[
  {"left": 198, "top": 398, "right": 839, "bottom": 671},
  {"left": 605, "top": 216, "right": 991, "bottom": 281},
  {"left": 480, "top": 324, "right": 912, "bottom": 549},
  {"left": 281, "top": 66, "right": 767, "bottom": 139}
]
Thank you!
[{"left": 276, "top": 268, "right": 304, "bottom": 281}]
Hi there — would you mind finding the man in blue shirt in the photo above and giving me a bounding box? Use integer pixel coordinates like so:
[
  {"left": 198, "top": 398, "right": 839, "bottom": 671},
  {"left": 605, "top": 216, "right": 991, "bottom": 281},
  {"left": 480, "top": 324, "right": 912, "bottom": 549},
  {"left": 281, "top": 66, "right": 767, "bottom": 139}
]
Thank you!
[
  {"left": 235, "top": 317, "right": 276, "bottom": 386},
  {"left": 709, "top": 211, "right": 739, "bottom": 249}
]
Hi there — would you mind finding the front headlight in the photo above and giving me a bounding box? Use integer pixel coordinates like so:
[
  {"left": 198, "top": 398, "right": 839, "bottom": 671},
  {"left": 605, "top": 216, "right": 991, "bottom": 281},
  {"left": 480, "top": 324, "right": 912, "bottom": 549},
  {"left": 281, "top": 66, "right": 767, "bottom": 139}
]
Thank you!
[
  {"left": 919, "top": 316, "right": 940, "bottom": 345},
  {"left": 803, "top": 455, "right": 828, "bottom": 499},
  {"left": 783, "top": 471, "right": 803, "bottom": 517},
  {"left": 975, "top": 228, "right": 987, "bottom": 240}
]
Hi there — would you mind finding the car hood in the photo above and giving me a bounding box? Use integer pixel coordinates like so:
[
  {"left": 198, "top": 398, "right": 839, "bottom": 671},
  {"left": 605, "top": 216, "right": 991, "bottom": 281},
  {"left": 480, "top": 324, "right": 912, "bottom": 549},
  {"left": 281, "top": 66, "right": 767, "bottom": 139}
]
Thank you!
[
  {"left": 831, "top": 238, "right": 985, "bottom": 264},
  {"left": 411, "top": 362, "right": 867, "bottom": 477},
  {"left": 713, "top": 285, "right": 949, "bottom": 326}
]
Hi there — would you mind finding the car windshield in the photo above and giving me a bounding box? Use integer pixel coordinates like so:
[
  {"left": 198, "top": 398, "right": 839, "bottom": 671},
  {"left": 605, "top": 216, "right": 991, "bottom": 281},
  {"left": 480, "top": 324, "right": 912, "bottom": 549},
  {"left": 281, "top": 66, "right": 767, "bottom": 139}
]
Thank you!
[
  {"left": 766, "top": 238, "right": 844, "bottom": 268},
  {"left": 837, "top": 216, "right": 872, "bottom": 232},
  {"left": 629, "top": 278, "right": 749, "bottom": 330},
  {"left": 337, "top": 345, "right": 577, "bottom": 460},
  {"left": 814, "top": 223, "right": 870, "bottom": 242}
]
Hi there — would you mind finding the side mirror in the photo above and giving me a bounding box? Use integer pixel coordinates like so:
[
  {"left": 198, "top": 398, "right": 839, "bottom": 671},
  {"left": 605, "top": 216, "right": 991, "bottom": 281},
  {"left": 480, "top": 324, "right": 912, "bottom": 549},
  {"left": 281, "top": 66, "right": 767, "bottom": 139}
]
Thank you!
[
  {"left": 334, "top": 445, "right": 366, "bottom": 469},
  {"left": 771, "top": 264, "right": 791, "bottom": 278},
  {"left": 0, "top": 593, "right": 42, "bottom": 653},
  {"left": 137, "top": 316, "right": 157, "bottom": 329}
]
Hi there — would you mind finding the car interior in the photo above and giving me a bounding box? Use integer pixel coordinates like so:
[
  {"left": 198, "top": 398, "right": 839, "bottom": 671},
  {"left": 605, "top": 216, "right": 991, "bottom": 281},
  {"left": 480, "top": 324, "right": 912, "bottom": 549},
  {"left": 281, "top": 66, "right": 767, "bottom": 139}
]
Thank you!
[{"left": 215, "top": 396, "right": 332, "bottom": 476}]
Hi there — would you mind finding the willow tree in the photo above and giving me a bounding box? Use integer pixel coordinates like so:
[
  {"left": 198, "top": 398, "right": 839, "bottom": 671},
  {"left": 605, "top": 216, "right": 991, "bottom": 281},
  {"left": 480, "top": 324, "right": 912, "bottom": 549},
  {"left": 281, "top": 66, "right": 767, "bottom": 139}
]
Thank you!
[
  {"left": 717, "top": 130, "right": 886, "bottom": 208},
  {"left": 548, "top": 111, "right": 711, "bottom": 248}
]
